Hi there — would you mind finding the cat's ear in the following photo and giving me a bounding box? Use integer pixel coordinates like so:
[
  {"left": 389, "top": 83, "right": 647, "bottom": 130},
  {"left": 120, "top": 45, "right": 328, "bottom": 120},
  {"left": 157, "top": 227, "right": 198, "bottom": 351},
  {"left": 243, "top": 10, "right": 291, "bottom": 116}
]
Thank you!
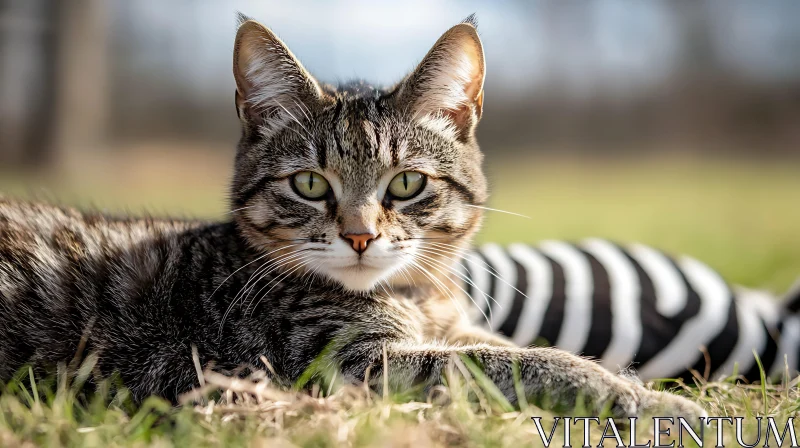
[
  {"left": 233, "top": 17, "right": 324, "bottom": 132},
  {"left": 395, "top": 17, "right": 485, "bottom": 142}
]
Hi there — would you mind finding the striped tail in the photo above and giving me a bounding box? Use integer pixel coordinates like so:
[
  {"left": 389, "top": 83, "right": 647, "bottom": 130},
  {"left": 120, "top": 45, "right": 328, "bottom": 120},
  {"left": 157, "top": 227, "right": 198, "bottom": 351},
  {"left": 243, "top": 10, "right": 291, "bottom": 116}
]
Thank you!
[{"left": 459, "top": 239, "right": 800, "bottom": 383}]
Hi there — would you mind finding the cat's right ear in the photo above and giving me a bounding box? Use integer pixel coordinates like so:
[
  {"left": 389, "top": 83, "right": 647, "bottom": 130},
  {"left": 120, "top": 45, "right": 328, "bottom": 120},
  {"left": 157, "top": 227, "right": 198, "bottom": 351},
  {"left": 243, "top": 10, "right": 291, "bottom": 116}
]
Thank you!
[
  {"left": 233, "top": 18, "right": 324, "bottom": 133},
  {"left": 393, "top": 18, "right": 486, "bottom": 143}
]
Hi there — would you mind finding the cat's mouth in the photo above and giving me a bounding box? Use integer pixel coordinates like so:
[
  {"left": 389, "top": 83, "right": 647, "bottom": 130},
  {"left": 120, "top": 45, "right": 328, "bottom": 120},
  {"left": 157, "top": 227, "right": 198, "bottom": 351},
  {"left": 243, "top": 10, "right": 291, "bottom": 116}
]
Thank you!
[
  {"left": 334, "top": 260, "right": 377, "bottom": 270},
  {"left": 304, "top": 238, "right": 414, "bottom": 292},
  {"left": 317, "top": 253, "right": 405, "bottom": 292},
  {"left": 325, "top": 263, "right": 390, "bottom": 291},
  {"left": 330, "top": 257, "right": 389, "bottom": 275}
]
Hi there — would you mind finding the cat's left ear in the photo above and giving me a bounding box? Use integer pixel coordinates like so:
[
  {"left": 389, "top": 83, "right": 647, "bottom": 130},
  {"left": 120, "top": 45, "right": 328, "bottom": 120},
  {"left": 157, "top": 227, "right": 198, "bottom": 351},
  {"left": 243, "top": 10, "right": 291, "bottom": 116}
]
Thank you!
[
  {"left": 233, "top": 16, "right": 325, "bottom": 132},
  {"left": 395, "top": 17, "right": 485, "bottom": 142}
]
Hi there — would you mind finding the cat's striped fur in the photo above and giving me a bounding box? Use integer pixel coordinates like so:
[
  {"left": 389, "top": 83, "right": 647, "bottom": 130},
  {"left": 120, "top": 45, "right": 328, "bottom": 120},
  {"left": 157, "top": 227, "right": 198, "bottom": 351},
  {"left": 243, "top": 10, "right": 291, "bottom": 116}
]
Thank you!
[
  {"left": 460, "top": 240, "right": 800, "bottom": 382},
  {"left": 0, "top": 16, "right": 706, "bottom": 420}
]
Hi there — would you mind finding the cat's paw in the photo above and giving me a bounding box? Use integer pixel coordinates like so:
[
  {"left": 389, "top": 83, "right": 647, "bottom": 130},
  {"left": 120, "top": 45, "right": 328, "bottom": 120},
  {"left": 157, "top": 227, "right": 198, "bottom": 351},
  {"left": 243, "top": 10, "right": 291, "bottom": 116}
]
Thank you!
[{"left": 637, "top": 389, "right": 707, "bottom": 428}]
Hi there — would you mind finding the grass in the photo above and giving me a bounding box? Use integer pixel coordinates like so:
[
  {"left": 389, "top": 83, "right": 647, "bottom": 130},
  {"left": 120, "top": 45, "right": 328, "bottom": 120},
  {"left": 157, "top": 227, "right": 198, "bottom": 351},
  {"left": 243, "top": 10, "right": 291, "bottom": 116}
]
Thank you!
[
  {"left": 2, "top": 358, "right": 799, "bottom": 447},
  {"left": 1, "top": 149, "right": 800, "bottom": 446},
  {"left": 479, "top": 153, "right": 800, "bottom": 292}
]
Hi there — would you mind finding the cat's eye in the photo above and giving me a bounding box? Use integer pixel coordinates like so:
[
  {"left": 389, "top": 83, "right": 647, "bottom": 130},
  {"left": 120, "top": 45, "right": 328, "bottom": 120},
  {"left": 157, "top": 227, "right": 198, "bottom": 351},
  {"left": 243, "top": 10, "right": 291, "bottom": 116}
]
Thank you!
[
  {"left": 292, "top": 171, "right": 330, "bottom": 200},
  {"left": 387, "top": 171, "right": 426, "bottom": 200}
]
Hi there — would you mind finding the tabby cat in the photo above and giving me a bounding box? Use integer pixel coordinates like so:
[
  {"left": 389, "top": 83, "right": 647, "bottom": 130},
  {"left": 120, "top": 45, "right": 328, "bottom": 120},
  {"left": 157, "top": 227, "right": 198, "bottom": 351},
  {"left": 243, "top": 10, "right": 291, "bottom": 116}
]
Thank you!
[{"left": 0, "top": 15, "right": 705, "bottom": 420}]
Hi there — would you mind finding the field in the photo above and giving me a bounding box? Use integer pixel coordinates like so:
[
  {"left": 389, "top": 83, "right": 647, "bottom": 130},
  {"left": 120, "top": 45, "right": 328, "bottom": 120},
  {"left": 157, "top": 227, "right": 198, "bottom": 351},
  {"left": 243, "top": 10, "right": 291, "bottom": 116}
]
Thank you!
[{"left": 1, "top": 149, "right": 799, "bottom": 446}]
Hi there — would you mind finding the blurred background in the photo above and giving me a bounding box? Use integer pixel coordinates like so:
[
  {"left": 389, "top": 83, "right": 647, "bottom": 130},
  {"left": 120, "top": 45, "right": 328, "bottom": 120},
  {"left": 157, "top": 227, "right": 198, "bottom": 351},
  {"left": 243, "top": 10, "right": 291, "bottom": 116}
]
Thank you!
[{"left": 1, "top": 0, "right": 799, "bottom": 290}]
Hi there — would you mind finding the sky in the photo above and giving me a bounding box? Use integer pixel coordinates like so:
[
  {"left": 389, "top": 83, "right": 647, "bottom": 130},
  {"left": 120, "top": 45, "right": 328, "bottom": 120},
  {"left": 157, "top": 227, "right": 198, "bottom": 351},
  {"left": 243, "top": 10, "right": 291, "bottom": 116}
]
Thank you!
[{"left": 113, "top": 0, "right": 800, "bottom": 98}]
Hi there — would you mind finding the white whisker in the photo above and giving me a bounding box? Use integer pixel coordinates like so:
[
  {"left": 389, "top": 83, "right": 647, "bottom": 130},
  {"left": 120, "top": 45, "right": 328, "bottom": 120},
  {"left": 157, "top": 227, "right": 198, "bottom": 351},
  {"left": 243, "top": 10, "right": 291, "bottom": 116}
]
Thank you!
[
  {"left": 424, "top": 243, "right": 526, "bottom": 298},
  {"left": 247, "top": 257, "right": 314, "bottom": 317},
  {"left": 394, "top": 264, "right": 416, "bottom": 287},
  {"left": 218, "top": 247, "right": 309, "bottom": 337},
  {"left": 402, "top": 265, "right": 417, "bottom": 287},
  {"left": 236, "top": 249, "right": 308, "bottom": 301},
  {"left": 415, "top": 252, "right": 491, "bottom": 325},
  {"left": 408, "top": 260, "right": 469, "bottom": 322},
  {"left": 424, "top": 241, "right": 495, "bottom": 265},
  {"left": 464, "top": 204, "right": 530, "bottom": 219},
  {"left": 423, "top": 242, "right": 500, "bottom": 276},
  {"left": 215, "top": 243, "right": 305, "bottom": 337},
  {"left": 240, "top": 251, "right": 313, "bottom": 311},
  {"left": 414, "top": 250, "right": 494, "bottom": 325},
  {"left": 298, "top": 259, "right": 322, "bottom": 290},
  {"left": 243, "top": 255, "right": 313, "bottom": 315},
  {"left": 210, "top": 243, "right": 299, "bottom": 303},
  {"left": 377, "top": 281, "right": 392, "bottom": 298},
  {"left": 226, "top": 205, "right": 257, "bottom": 216}
]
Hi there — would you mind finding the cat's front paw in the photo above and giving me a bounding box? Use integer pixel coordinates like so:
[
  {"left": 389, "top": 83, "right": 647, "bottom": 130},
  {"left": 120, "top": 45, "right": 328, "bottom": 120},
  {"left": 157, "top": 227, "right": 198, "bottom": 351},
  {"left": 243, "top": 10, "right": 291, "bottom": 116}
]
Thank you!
[{"left": 637, "top": 389, "right": 707, "bottom": 427}]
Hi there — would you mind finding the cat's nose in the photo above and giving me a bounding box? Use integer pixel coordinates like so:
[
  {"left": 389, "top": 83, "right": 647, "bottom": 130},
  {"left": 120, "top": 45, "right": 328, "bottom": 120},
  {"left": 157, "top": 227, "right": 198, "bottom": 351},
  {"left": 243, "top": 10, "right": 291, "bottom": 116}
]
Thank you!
[{"left": 341, "top": 233, "right": 378, "bottom": 254}]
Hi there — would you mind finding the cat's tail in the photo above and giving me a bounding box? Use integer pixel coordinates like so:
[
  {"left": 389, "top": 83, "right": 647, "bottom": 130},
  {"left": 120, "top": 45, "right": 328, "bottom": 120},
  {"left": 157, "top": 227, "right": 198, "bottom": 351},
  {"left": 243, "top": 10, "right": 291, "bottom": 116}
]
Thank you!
[{"left": 781, "top": 278, "right": 800, "bottom": 314}]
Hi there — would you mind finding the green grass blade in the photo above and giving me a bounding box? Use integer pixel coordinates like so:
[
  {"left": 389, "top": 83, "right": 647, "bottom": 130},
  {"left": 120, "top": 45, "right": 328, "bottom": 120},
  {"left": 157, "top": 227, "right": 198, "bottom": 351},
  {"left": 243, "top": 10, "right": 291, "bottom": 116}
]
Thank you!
[{"left": 457, "top": 354, "right": 514, "bottom": 413}]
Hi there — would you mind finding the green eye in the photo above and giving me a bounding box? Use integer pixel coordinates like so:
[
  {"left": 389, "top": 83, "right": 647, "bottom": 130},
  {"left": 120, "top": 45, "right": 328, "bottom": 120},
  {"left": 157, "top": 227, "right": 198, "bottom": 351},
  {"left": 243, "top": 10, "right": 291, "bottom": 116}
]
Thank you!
[
  {"left": 292, "top": 171, "right": 330, "bottom": 200},
  {"left": 387, "top": 171, "right": 426, "bottom": 199}
]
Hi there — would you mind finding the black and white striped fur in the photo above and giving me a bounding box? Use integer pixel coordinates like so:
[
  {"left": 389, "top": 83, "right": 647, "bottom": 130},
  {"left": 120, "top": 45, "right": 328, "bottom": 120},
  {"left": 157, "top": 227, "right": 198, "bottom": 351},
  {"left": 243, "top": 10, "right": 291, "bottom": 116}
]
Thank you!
[{"left": 461, "top": 239, "right": 800, "bottom": 382}]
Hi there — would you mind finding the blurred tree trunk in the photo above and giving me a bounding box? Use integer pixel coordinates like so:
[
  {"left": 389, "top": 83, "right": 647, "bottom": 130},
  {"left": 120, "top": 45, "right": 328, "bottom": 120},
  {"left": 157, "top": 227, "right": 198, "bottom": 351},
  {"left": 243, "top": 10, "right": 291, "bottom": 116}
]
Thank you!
[
  {"left": 53, "top": 0, "right": 109, "bottom": 167},
  {"left": 0, "top": 0, "right": 57, "bottom": 168}
]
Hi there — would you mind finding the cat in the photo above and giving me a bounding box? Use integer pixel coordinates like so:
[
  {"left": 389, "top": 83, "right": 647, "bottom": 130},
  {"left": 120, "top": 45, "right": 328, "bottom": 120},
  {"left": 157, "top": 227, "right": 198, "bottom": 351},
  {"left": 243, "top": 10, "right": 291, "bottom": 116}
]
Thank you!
[{"left": 0, "top": 15, "right": 705, "bottom": 420}]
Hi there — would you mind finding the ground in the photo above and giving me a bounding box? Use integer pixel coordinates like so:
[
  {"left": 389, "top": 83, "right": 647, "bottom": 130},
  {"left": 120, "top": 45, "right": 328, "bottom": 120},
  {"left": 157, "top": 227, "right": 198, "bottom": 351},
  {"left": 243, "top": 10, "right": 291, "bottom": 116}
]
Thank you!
[{"left": 1, "top": 149, "right": 799, "bottom": 446}]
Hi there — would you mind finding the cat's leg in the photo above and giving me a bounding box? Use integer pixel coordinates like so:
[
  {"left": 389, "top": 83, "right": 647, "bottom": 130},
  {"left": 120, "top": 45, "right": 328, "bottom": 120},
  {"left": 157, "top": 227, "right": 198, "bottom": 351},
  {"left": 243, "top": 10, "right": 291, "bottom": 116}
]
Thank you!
[
  {"left": 96, "top": 338, "right": 202, "bottom": 404},
  {"left": 335, "top": 341, "right": 706, "bottom": 421},
  {"left": 418, "top": 294, "right": 516, "bottom": 347},
  {"left": 445, "top": 322, "right": 516, "bottom": 347}
]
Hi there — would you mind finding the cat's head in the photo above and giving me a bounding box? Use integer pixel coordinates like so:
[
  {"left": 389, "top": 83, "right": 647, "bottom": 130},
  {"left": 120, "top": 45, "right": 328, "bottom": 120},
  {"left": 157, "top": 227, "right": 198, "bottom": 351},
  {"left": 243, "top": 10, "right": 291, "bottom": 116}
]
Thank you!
[{"left": 230, "top": 15, "right": 488, "bottom": 292}]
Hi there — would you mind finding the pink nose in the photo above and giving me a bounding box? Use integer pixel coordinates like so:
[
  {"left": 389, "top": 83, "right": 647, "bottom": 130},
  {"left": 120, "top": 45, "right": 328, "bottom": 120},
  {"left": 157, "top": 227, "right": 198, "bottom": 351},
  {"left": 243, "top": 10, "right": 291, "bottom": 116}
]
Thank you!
[{"left": 341, "top": 233, "right": 377, "bottom": 254}]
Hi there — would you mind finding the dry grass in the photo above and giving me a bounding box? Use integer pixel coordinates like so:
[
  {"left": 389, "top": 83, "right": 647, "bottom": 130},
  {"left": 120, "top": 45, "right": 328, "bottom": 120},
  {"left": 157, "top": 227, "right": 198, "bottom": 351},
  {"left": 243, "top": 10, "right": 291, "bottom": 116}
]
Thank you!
[{"left": 1, "top": 357, "right": 799, "bottom": 447}]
